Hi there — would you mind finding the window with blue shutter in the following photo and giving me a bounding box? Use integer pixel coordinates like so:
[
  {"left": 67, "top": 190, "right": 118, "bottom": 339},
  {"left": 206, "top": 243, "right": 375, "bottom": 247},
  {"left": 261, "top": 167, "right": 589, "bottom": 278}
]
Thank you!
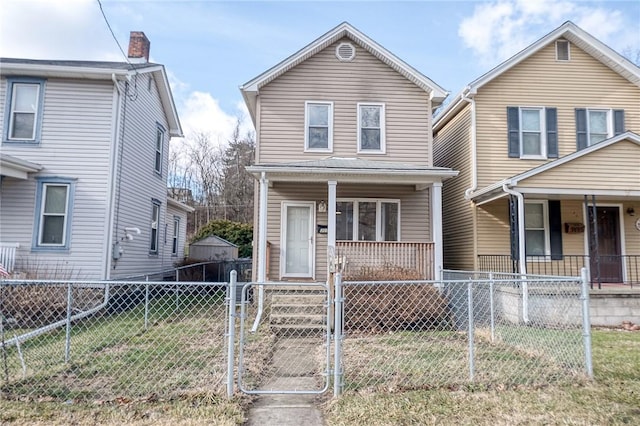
[
  {"left": 575, "top": 108, "right": 624, "bottom": 149},
  {"left": 506, "top": 106, "right": 557, "bottom": 159}
]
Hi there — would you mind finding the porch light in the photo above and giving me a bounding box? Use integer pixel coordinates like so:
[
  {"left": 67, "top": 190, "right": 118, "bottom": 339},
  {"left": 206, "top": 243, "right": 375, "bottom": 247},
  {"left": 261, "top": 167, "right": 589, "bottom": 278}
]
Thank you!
[
  {"left": 318, "top": 200, "right": 327, "bottom": 213},
  {"left": 627, "top": 207, "right": 636, "bottom": 216}
]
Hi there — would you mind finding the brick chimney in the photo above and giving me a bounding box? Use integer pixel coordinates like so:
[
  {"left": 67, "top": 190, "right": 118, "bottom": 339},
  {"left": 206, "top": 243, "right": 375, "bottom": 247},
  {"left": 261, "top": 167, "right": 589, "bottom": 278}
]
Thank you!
[{"left": 127, "top": 31, "right": 150, "bottom": 63}]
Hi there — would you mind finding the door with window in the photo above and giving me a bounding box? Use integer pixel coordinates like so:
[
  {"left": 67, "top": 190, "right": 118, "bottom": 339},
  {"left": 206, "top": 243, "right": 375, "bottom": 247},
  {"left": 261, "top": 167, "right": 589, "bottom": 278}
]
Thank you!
[
  {"left": 282, "top": 202, "right": 315, "bottom": 278},
  {"left": 588, "top": 207, "right": 623, "bottom": 283}
]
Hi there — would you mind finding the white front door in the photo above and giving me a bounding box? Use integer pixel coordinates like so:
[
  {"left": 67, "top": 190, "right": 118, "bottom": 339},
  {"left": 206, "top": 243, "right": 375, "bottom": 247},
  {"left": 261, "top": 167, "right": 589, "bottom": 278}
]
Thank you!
[{"left": 282, "top": 202, "right": 315, "bottom": 278}]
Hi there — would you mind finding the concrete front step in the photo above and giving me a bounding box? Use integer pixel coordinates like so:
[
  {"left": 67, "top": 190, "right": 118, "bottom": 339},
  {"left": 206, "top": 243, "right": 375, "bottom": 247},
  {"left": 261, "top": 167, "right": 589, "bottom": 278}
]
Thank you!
[
  {"left": 271, "top": 304, "right": 326, "bottom": 315},
  {"left": 270, "top": 313, "right": 326, "bottom": 326},
  {"left": 270, "top": 323, "right": 327, "bottom": 337},
  {"left": 271, "top": 294, "right": 326, "bottom": 306}
]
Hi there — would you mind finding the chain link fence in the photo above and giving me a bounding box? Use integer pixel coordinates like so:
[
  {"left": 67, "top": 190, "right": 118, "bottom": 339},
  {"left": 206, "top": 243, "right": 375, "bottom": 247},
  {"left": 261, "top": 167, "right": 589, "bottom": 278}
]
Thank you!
[
  {"left": 335, "top": 270, "right": 591, "bottom": 394},
  {"left": 1, "top": 279, "right": 231, "bottom": 402}
]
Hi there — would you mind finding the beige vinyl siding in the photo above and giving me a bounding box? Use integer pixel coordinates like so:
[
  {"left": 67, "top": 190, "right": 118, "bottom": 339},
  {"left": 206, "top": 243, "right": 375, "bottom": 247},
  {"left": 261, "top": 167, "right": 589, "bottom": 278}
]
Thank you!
[
  {"left": 474, "top": 41, "right": 640, "bottom": 188},
  {"left": 518, "top": 140, "right": 640, "bottom": 191},
  {"left": 622, "top": 202, "right": 640, "bottom": 281},
  {"left": 258, "top": 38, "right": 432, "bottom": 165},
  {"left": 265, "top": 182, "right": 431, "bottom": 281},
  {"left": 108, "top": 74, "right": 174, "bottom": 279},
  {"left": 476, "top": 199, "right": 511, "bottom": 256},
  {"left": 433, "top": 105, "right": 475, "bottom": 270},
  {"left": 0, "top": 77, "right": 114, "bottom": 279}
]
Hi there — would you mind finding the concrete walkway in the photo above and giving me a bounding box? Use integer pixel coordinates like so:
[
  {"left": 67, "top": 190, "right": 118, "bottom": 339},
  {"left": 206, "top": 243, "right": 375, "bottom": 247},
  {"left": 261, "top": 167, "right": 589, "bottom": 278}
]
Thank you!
[{"left": 245, "top": 338, "right": 326, "bottom": 426}]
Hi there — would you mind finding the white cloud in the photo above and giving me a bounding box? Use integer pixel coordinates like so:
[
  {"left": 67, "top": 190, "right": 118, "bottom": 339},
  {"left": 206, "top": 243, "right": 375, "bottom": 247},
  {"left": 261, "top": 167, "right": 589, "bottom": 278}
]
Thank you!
[{"left": 459, "top": 0, "right": 638, "bottom": 67}]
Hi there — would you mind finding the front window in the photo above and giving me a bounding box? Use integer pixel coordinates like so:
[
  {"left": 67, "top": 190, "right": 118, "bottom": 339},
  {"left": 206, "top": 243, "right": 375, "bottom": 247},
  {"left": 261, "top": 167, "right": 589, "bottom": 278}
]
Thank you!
[
  {"left": 336, "top": 199, "right": 399, "bottom": 241},
  {"left": 587, "top": 109, "right": 610, "bottom": 146},
  {"left": 150, "top": 200, "right": 160, "bottom": 254},
  {"left": 33, "top": 178, "right": 74, "bottom": 250},
  {"left": 525, "top": 201, "right": 548, "bottom": 256},
  {"left": 358, "top": 103, "right": 385, "bottom": 153},
  {"left": 520, "top": 108, "right": 545, "bottom": 158},
  {"left": 155, "top": 124, "right": 165, "bottom": 174},
  {"left": 4, "top": 78, "right": 45, "bottom": 143},
  {"left": 305, "top": 101, "right": 333, "bottom": 151}
]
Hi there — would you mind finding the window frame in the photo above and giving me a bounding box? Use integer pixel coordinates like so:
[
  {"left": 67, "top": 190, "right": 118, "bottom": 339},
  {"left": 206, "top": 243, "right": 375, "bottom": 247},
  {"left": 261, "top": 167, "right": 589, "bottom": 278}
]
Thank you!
[
  {"left": 32, "top": 177, "right": 75, "bottom": 251},
  {"left": 519, "top": 107, "right": 547, "bottom": 160},
  {"left": 336, "top": 198, "right": 400, "bottom": 242},
  {"left": 149, "top": 199, "right": 161, "bottom": 254},
  {"left": 172, "top": 216, "right": 180, "bottom": 256},
  {"left": 585, "top": 108, "right": 613, "bottom": 146},
  {"left": 524, "top": 200, "right": 550, "bottom": 257},
  {"left": 155, "top": 123, "right": 165, "bottom": 175},
  {"left": 304, "top": 101, "right": 333, "bottom": 152},
  {"left": 3, "top": 77, "right": 46, "bottom": 144},
  {"left": 357, "top": 102, "right": 386, "bottom": 154}
]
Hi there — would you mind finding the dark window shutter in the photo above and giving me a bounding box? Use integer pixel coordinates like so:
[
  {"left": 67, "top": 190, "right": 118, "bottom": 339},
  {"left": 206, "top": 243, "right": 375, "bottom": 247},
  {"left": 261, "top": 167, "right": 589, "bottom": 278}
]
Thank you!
[
  {"left": 509, "top": 195, "right": 519, "bottom": 261},
  {"left": 613, "top": 109, "right": 625, "bottom": 135},
  {"left": 575, "top": 108, "right": 587, "bottom": 150},
  {"left": 548, "top": 200, "right": 563, "bottom": 260},
  {"left": 546, "top": 107, "right": 558, "bottom": 158},
  {"left": 507, "top": 107, "right": 520, "bottom": 158}
]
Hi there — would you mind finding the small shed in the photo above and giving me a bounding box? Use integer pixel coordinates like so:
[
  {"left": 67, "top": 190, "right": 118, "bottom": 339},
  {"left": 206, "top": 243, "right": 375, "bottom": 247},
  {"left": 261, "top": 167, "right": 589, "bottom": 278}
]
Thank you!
[{"left": 188, "top": 235, "right": 238, "bottom": 261}]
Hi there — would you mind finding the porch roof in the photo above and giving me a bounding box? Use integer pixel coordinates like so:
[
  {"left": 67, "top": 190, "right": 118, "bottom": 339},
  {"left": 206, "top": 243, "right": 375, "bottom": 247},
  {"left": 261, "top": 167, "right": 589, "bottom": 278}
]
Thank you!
[
  {"left": 246, "top": 157, "right": 458, "bottom": 187},
  {"left": 469, "top": 131, "right": 640, "bottom": 204},
  {"left": 0, "top": 154, "right": 43, "bottom": 179}
]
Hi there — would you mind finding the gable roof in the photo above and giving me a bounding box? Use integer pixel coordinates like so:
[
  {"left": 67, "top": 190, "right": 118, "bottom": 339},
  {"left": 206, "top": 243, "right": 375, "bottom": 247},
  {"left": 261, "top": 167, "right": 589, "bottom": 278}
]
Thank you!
[
  {"left": 0, "top": 58, "right": 182, "bottom": 137},
  {"left": 434, "top": 21, "right": 640, "bottom": 131},
  {"left": 469, "top": 131, "right": 640, "bottom": 202},
  {"left": 240, "top": 22, "right": 448, "bottom": 124}
]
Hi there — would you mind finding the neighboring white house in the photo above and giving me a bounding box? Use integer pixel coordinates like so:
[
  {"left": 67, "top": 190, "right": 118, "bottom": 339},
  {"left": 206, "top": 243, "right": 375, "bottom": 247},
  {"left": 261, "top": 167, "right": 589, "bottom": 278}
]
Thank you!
[{"left": 0, "top": 32, "right": 190, "bottom": 279}]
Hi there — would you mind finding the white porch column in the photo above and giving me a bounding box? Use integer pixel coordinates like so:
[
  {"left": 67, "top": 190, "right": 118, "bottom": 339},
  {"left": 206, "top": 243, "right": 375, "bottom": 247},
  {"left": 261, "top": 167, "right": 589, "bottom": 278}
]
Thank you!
[
  {"left": 327, "top": 180, "right": 337, "bottom": 277},
  {"left": 251, "top": 172, "right": 269, "bottom": 333},
  {"left": 431, "top": 182, "right": 443, "bottom": 281},
  {"left": 257, "top": 172, "right": 269, "bottom": 282}
]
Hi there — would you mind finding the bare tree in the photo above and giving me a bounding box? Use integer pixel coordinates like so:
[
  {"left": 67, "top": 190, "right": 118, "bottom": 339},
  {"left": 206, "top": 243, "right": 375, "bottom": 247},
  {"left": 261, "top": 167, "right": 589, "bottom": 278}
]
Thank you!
[{"left": 219, "top": 120, "right": 255, "bottom": 222}]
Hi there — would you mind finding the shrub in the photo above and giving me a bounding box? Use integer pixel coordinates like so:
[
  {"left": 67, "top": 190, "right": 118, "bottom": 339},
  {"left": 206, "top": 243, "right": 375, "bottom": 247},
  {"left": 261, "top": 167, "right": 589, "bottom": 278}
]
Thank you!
[{"left": 342, "top": 265, "right": 452, "bottom": 333}]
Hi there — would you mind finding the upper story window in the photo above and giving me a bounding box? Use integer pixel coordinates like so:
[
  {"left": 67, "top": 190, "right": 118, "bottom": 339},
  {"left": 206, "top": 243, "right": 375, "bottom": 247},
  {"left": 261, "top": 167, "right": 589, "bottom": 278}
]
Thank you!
[
  {"left": 358, "top": 103, "right": 385, "bottom": 153},
  {"left": 155, "top": 124, "right": 165, "bottom": 174},
  {"left": 150, "top": 199, "right": 161, "bottom": 254},
  {"left": 507, "top": 106, "right": 558, "bottom": 159},
  {"left": 556, "top": 40, "right": 570, "bottom": 61},
  {"left": 576, "top": 108, "right": 624, "bottom": 150},
  {"left": 3, "top": 78, "right": 46, "bottom": 144},
  {"left": 305, "top": 101, "right": 333, "bottom": 151},
  {"left": 336, "top": 199, "right": 399, "bottom": 241},
  {"left": 33, "top": 177, "right": 75, "bottom": 251}
]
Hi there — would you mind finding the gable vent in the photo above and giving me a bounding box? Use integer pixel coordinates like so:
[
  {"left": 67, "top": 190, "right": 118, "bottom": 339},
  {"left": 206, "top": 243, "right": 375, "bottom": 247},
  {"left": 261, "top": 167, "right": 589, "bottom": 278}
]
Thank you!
[
  {"left": 336, "top": 42, "right": 356, "bottom": 62},
  {"left": 556, "top": 39, "right": 570, "bottom": 61}
]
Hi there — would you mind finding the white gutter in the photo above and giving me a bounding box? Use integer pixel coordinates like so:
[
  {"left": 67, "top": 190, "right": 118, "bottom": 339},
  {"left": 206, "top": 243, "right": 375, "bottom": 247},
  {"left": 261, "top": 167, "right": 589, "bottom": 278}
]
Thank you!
[
  {"left": 104, "top": 74, "right": 125, "bottom": 279},
  {"left": 501, "top": 183, "right": 529, "bottom": 323},
  {"left": 251, "top": 172, "right": 269, "bottom": 333},
  {"left": 462, "top": 87, "right": 478, "bottom": 200}
]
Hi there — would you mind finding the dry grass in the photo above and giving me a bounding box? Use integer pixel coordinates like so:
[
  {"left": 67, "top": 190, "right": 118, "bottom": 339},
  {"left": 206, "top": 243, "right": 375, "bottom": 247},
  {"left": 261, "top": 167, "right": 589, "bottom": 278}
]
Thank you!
[{"left": 325, "top": 329, "right": 640, "bottom": 425}]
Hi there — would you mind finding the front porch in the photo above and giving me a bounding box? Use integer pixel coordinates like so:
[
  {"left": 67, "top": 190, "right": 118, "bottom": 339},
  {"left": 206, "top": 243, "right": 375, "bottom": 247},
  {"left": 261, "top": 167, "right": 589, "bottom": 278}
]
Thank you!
[
  {"left": 478, "top": 254, "right": 639, "bottom": 288},
  {"left": 336, "top": 241, "right": 435, "bottom": 280}
]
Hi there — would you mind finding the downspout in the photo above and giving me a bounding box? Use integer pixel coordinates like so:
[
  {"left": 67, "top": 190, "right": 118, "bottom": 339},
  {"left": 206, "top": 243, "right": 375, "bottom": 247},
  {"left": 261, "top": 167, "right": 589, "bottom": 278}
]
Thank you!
[
  {"left": 104, "top": 74, "right": 125, "bottom": 279},
  {"left": 462, "top": 87, "right": 478, "bottom": 200},
  {"left": 502, "top": 183, "right": 529, "bottom": 323},
  {"left": 251, "top": 172, "right": 268, "bottom": 332}
]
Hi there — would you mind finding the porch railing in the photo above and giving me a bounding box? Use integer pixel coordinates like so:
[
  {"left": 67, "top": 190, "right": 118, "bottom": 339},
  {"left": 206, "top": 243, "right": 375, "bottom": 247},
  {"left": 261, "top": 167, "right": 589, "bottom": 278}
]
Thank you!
[
  {"left": 478, "top": 254, "right": 639, "bottom": 288},
  {"left": 0, "top": 242, "right": 19, "bottom": 274},
  {"left": 336, "top": 241, "right": 434, "bottom": 280}
]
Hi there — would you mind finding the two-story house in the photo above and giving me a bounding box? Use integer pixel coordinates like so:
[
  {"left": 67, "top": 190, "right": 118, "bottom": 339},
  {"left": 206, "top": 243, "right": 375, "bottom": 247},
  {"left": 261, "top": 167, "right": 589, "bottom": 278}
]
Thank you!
[
  {"left": 241, "top": 22, "right": 457, "bottom": 284},
  {"left": 0, "top": 32, "right": 193, "bottom": 280},
  {"left": 434, "top": 21, "right": 640, "bottom": 285}
]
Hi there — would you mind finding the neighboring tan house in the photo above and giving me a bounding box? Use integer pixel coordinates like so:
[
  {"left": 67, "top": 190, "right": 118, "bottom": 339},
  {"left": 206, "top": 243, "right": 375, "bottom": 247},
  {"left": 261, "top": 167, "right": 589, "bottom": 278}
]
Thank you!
[
  {"left": 0, "top": 32, "right": 191, "bottom": 279},
  {"left": 241, "top": 22, "right": 457, "bottom": 283},
  {"left": 433, "top": 21, "right": 640, "bottom": 286}
]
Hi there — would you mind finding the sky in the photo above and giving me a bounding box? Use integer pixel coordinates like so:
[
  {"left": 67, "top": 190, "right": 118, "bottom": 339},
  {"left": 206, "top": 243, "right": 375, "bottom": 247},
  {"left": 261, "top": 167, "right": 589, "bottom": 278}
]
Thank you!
[{"left": 1, "top": 0, "right": 639, "bottom": 148}]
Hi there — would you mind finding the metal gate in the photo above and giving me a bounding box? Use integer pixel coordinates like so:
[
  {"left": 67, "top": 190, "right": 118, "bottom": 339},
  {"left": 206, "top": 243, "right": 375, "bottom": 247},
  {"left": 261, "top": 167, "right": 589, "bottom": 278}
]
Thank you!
[{"left": 227, "top": 277, "right": 333, "bottom": 395}]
